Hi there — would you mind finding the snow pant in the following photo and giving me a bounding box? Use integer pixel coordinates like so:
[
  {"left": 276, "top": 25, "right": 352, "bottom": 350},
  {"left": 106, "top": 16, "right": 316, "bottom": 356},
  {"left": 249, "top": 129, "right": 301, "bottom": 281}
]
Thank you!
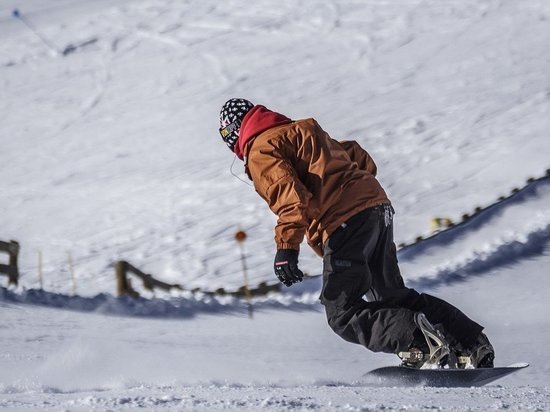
[{"left": 319, "top": 205, "right": 484, "bottom": 354}]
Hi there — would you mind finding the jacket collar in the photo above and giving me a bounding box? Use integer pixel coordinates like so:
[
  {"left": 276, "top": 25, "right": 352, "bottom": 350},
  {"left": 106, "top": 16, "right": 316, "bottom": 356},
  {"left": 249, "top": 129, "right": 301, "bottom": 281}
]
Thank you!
[{"left": 234, "top": 105, "right": 292, "bottom": 160}]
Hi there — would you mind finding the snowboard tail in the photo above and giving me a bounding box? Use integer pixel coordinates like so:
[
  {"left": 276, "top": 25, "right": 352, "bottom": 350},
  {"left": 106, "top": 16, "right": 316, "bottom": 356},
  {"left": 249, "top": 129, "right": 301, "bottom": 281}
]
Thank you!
[{"left": 364, "top": 363, "right": 528, "bottom": 387}]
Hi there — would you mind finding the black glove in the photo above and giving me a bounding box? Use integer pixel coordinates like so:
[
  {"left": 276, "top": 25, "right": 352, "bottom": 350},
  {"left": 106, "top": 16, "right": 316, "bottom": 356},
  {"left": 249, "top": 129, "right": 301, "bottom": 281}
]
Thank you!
[{"left": 274, "top": 249, "right": 304, "bottom": 287}]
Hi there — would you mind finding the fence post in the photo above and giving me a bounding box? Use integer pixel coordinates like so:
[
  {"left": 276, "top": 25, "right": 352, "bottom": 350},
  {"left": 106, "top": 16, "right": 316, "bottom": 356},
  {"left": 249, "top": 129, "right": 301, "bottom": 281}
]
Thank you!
[
  {"left": 38, "top": 250, "right": 43, "bottom": 289},
  {"left": 0, "top": 240, "right": 20, "bottom": 286},
  {"left": 8, "top": 241, "right": 19, "bottom": 286},
  {"left": 116, "top": 260, "right": 129, "bottom": 296},
  {"left": 115, "top": 260, "right": 184, "bottom": 297},
  {"left": 235, "top": 229, "right": 253, "bottom": 319},
  {"left": 68, "top": 252, "right": 76, "bottom": 295}
]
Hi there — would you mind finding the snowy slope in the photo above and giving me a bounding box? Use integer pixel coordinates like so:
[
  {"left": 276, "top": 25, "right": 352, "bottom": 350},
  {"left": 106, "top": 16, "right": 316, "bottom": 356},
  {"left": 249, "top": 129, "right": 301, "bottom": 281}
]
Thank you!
[
  {"left": 2, "top": 0, "right": 550, "bottom": 295},
  {"left": 1, "top": 247, "right": 550, "bottom": 410},
  {"left": 1, "top": 0, "right": 550, "bottom": 410}
]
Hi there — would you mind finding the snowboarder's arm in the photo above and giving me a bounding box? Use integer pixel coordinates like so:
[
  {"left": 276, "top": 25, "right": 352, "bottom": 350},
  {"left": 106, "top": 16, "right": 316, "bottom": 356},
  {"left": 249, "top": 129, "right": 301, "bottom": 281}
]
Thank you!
[
  {"left": 247, "top": 147, "right": 311, "bottom": 250},
  {"left": 339, "top": 140, "right": 377, "bottom": 176}
]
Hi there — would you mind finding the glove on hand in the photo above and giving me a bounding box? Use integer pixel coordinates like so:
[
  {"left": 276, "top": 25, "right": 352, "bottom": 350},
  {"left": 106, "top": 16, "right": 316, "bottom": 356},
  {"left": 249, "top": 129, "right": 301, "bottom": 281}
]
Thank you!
[{"left": 274, "top": 249, "right": 304, "bottom": 287}]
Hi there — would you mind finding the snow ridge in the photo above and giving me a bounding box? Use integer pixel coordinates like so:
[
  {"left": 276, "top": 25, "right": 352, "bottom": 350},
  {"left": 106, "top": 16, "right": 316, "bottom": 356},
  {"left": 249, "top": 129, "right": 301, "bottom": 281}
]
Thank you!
[
  {"left": 399, "top": 173, "right": 550, "bottom": 287},
  {"left": 0, "top": 284, "right": 321, "bottom": 318},
  {"left": 409, "top": 222, "right": 550, "bottom": 290}
]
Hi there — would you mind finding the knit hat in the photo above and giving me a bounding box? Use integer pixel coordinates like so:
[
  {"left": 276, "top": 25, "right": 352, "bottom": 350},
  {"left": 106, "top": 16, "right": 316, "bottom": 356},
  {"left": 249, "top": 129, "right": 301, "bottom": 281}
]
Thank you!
[{"left": 219, "top": 98, "right": 254, "bottom": 153}]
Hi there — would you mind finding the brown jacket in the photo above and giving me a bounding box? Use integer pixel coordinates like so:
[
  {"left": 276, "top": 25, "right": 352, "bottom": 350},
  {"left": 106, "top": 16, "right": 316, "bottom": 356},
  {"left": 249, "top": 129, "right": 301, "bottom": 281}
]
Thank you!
[{"left": 242, "top": 111, "right": 390, "bottom": 256}]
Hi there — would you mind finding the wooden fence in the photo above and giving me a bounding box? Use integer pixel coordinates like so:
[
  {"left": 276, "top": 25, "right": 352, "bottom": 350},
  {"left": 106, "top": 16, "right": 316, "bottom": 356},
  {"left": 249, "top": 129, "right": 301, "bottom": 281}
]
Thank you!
[
  {"left": 0, "top": 240, "right": 19, "bottom": 286},
  {"left": 115, "top": 260, "right": 183, "bottom": 297},
  {"left": 4, "top": 168, "right": 549, "bottom": 299},
  {"left": 114, "top": 260, "right": 281, "bottom": 298}
]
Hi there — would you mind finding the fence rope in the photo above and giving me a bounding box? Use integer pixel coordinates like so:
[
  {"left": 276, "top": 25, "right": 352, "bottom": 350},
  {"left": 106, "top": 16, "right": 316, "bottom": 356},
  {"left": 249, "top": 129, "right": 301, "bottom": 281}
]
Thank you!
[{"left": 396, "top": 168, "right": 550, "bottom": 251}]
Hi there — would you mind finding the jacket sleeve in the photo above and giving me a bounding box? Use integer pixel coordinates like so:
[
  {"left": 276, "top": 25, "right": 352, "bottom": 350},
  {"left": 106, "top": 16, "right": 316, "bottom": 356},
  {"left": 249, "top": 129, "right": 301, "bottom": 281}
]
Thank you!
[
  {"left": 247, "top": 146, "right": 312, "bottom": 251},
  {"left": 339, "top": 140, "right": 377, "bottom": 176}
]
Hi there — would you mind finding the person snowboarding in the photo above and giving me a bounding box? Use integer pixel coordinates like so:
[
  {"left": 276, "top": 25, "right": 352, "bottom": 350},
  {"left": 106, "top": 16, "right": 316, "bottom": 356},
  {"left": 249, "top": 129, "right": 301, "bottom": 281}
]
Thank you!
[{"left": 218, "top": 98, "right": 495, "bottom": 369}]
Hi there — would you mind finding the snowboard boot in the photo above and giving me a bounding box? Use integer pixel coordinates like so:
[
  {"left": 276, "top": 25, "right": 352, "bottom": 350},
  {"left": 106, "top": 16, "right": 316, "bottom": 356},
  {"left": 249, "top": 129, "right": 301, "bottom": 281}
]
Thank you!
[
  {"left": 398, "top": 313, "right": 451, "bottom": 369},
  {"left": 455, "top": 332, "right": 495, "bottom": 369}
]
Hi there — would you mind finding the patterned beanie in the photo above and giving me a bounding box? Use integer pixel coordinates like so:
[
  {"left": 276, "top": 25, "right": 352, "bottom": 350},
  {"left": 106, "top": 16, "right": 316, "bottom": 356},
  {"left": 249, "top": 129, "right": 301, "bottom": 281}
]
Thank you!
[{"left": 219, "top": 98, "right": 254, "bottom": 153}]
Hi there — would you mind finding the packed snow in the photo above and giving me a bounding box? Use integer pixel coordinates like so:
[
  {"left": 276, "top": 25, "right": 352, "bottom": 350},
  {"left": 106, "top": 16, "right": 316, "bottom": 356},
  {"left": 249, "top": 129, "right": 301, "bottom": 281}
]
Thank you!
[{"left": 1, "top": 0, "right": 550, "bottom": 410}]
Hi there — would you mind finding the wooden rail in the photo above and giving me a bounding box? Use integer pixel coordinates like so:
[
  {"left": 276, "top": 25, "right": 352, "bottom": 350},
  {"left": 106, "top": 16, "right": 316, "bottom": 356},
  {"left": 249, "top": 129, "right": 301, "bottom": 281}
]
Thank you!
[
  {"left": 115, "top": 260, "right": 183, "bottom": 297},
  {"left": 115, "top": 260, "right": 282, "bottom": 298}
]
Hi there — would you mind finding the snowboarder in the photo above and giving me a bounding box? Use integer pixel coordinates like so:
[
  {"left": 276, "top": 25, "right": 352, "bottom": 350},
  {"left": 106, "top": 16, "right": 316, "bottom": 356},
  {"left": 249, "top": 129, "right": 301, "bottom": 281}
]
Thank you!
[{"left": 218, "top": 98, "right": 494, "bottom": 369}]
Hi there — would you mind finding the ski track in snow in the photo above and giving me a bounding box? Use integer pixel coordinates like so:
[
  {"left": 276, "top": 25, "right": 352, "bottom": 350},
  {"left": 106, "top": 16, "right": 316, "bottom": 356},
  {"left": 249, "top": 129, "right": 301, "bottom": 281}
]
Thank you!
[{"left": 2, "top": 385, "right": 549, "bottom": 412}]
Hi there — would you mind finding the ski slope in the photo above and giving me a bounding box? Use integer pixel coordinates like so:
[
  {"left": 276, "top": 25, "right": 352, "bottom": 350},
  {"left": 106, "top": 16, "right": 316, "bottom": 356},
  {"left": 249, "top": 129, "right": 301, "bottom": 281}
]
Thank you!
[{"left": 1, "top": 0, "right": 550, "bottom": 410}]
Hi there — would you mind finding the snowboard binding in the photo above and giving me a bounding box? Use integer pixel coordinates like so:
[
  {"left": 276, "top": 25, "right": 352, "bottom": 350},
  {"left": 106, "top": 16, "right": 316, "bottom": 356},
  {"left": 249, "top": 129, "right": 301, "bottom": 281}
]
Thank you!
[
  {"left": 399, "top": 313, "right": 452, "bottom": 369},
  {"left": 455, "top": 332, "right": 495, "bottom": 369}
]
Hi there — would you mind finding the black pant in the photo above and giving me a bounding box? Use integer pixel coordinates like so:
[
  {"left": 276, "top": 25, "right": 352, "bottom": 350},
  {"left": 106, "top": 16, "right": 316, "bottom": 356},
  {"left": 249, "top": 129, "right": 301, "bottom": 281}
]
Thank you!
[{"left": 320, "top": 205, "right": 483, "bottom": 354}]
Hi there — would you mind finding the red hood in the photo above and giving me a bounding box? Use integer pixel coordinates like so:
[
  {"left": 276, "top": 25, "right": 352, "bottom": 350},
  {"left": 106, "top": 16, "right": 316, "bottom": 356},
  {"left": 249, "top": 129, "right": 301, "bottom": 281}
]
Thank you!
[{"left": 234, "top": 105, "right": 292, "bottom": 160}]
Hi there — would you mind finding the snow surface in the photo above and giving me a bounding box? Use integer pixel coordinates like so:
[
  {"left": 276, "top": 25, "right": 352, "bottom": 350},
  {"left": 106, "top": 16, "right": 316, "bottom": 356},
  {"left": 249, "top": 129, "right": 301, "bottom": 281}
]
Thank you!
[{"left": 1, "top": 0, "right": 550, "bottom": 410}]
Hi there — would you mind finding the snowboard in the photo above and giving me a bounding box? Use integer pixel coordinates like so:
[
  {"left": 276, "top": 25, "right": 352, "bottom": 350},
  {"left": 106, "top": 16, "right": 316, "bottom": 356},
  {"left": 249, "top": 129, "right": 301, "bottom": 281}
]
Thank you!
[{"left": 364, "top": 362, "right": 528, "bottom": 387}]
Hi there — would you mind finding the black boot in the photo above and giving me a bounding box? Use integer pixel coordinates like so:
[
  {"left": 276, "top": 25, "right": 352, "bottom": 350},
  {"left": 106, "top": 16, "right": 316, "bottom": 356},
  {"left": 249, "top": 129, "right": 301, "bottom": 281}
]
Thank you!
[{"left": 455, "top": 332, "right": 495, "bottom": 368}]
